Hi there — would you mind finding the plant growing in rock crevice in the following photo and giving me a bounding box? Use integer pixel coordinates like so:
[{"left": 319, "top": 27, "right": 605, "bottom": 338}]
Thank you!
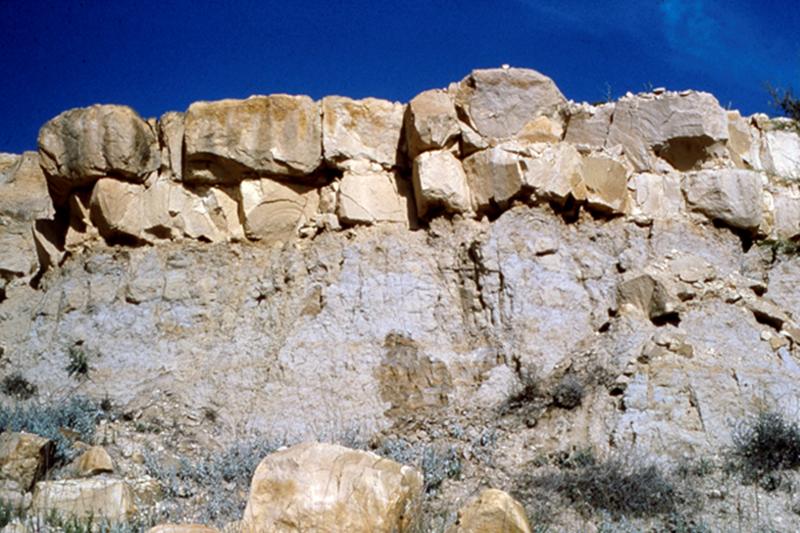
[{"left": 729, "top": 410, "right": 800, "bottom": 490}]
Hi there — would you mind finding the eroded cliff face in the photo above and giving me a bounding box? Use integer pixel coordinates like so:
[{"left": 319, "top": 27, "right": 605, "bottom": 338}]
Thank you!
[{"left": 1, "top": 67, "right": 799, "bottom": 479}]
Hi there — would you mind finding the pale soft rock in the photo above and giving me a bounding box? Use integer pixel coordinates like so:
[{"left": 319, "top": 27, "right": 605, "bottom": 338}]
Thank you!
[
  {"left": 448, "top": 489, "right": 531, "bottom": 533},
  {"left": 322, "top": 96, "right": 406, "bottom": 169},
  {"left": 0, "top": 153, "right": 19, "bottom": 180},
  {"left": 462, "top": 146, "right": 524, "bottom": 212},
  {"left": 31, "top": 477, "right": 135, "bottom": 522},
  {"left": 412, "top": 150, "right": 471, "bottom": 216},
  {"left": 0, "top": 432, "right": 54, "bottom": 492},
  {"left": 515, "top": 115, "right": 563, "bottom": 144},
  {"left": 628, "top": 173, "right": 683, "bottom": 222},
  {"left": 618, "top": 273, "right": 678, "bottom": 320},
  {"left": 771, "top": 184, "right": 800, "bottom": 240},
  {"left": 405, "top": 89, "right": 460, "bottom": 158},
  {"left": 761, "top": 128, "right": 800, "bottom": 180},
  {"left": 159, "top": 111, "right": 185, "bottom": 181},
  {"left": 337, "top": 169, "right": 414, "bottom": 225},
  {"left": 74, "top": 446, "right": 114, "bottom": 477},
  {"left": 148, "top": 526, "right": 220, "bottom": 533},
  {"left": 184, "top": 95, "right": 322, "bottom": 183},
  {"left": 455, "top": 68, "right": 566, "bottom": 140},
  {"left": 726, "top": 111, "right": 762, "bottom": 170},
  {"left": 37, "top": 104, "right": 159, "bottom": 199},
  {"left": 683, "top": 169, "right": 763, "bottom": 231},
  {"left": 168, "top": 183, "right": 244, "bottom": 243},
  {"left": 519, "top": 142, "right": 586, "bottom": 204},
  {"left": 580, "top": 154, "right": 629, "bottom": 214},
  {"left": 564, "top": 102, "right": 614, "bottom": 149},
  {"left": 459, "top": 121, "right": 490, "bottom": 157},
  {"left": 240, "top": 179, "right": 320, "bottom": 241},
  {"left": 240, "top": 442, "right": 423, "bottom": 533},
  {"left": 607, "top": 92, "right": 728, "bottom": 171}
]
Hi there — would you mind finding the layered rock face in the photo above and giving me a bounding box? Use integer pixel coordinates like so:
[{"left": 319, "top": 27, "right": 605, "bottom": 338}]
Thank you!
[{"left": 1, "top": 67, "right": 800, "bottom": 495}]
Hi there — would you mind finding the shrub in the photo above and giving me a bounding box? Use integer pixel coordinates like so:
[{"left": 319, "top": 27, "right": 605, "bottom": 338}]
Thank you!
[
  {"left": 0, "top": 397, "right": 102, "bottom": 461},
  {"left": 66, "top": 346, "right": 90, "bottom": 379},
  {"left": 1, "top": 373, "right": 37, "bottom": 400},
  {"left": 552, "top": 375, "right": 584, "bottom": 409},
  {"left": 730, "top": 410, "right": 800, "bottom": 486},
  {"left": 377, "top": 438, "right": 462, "bottom": 493},
  {"left": 769, "top": 86, "right": 800, "bottom": 122}
]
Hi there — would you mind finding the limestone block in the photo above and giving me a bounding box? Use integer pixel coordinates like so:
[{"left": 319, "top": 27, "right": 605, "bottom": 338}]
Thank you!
[
  {"left": 240, "top": 178, "right": 319, "bottom": 241},
  {"left": 515, "top": 115, "right": 563, "bottom": 144},
  {"left": 74, "top": 446, "right": 114, "bottom": 477},
  {"left": 322, "top": 96, "right": 406, "bottom": 169},
  {"left": 761, "top": 128, "right": 800, "bottom": 180},
  {"left": 520, "top": 142, "right": 586, "bottom": 205},
  {"left": 31, "top": 477, "right": 135, "bottom": 523},
  {"left": 240, "top": 442, "right": 423, "bottom": 533},
  {"left": 412, "top": 150, "right": 470, "bottom": 216},
  {"left": 772, "top": 184, "right": 800, "bottom": 240},
  {"left": 683, "top": 169, "right": 763, "bottom": 231},
  {"left": 0, "top": 432, "right": 54, "bottom": 492},
  {"left": 405, "top": 89, "right": 460, "bottom": 158},
  {"left": 580, "top": 154, "right": 629, "bottom": 214},
  {"left": 462, "top": 146, "right": 524, "bottom": 213},
  {"left": 628, "top": 172, "right": 683, "bottom": 222},
  {"left": 159, "top": 111, "right": 185, "bottom": 181},
  {"left": 448, "top": 489, "right": 531, "bottom": 533},
  {"left": 337, "top": 169, "right": 414, "bottom": 226},
  {"left": 564, "top": 102, "right": 614, "bottom": 148},
  {"left": 618, "top": 273, "right": 678, "bottom": 320},
  {"left": 184, "top": 95, "right": 322, "bottom": 183},
  {"left": 726, "top": 111, "right": 762, "bottom": 170}
]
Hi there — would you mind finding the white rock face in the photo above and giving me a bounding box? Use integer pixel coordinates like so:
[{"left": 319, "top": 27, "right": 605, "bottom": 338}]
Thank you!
[
  {"left": 455, "top": 68, "right": 566, "bottom": 140},
  {"left": 761, "top": 128, "right": 800, "bottom": 180},
  {"left": 184, "top": 95, "right": 322, "bottom": 183},
  {"left": 337, "top": 168, "right": 414, "bottom": 225},
  {"left": 412, "top": 150, "right": 470, "bottom": 216},
  {"left": 683, "top": 169, "right": 763, "bottom": 231},
  {"left": 241, "top": 442, "right": 423, "bottom": 533},
  {"left": 628, "top": 172, "right": 683, "bottom": 222},
  {"left": 322, "top": 96, "right": 406, "bottom": 170}
]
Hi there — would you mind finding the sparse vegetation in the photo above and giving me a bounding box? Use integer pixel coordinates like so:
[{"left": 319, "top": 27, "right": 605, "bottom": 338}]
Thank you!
[
  {"left": 1, "top": 373, "right": 37, "bottom": 400},
  {"left": 729, "top": 410, "right": 800, "bottom": 489},
  {"left": 769, "top": 85, "right": 800, "bottom": 122},
  {"left": 552, "top": 375, "right": 584, "bottom": 409},
  {"left": 377, "top": 438, "right": 462, "bottom": 493},
  {"left": 66, "top": 345, "right": 90, "bottom": 379}
]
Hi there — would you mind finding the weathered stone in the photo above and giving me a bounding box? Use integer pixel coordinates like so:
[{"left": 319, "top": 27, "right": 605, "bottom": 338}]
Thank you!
[
  {"left": 761, "top": 127, "right": 800, "bottom": 180},
  {"left": 0, "top": 432, "right": 54, "bottom": 492},
  {"left": 184, "top": 95, "right": 322, "bottom": 183},
  {"left": 412, "top": 150, "right": 470, "bottom": 216},
  {"left": 74, "top": 446, "right": 114, "bottom": 477},
  {"left": 241, "top": 442, "right": 423, "bottom": 533},
  {"left": 240, "top": 179, "right": 320, "bottom": 241},
  {"left": 147, "top": 525, "right": 220, "bottom": 533},
  {"left": 0, "top": 152, "right": 54, "bottom": 223},
  {"left": 159, "top": 111, "right": 185, "bottom": 181},
  {"left": 628, "top": 172, "right": 683, "bottom": 222},
  {"left": 580, "top": 154, "right": 629, "bottom": 214},
  {"left": 462, "top": 146, "right": 524, "bottom": 213},
  {"left": 515, "top": 115, "right": 563, "bottom": 144},
  {"left": 607, "top": 92, "right": 728, "bottom": 171},
  {"left": 448, "top": 488, "right": 531, "bottom": 533},
  {"left": 564, "top": 102, "right": 614, "bottom": 148},
  {"left": 726, "top": 111, "right": 761, "bottom": 170},
  {"left": 771, "top": 184, "right": 800, "bottom": 240},
  {"left": 618, "top": 273, "right": 678, "bottom": 320},
  {"left": 169, "top": 183, "right": 245, "bottom": 243},
  {"left": 89, "top": 178, "right": 150, "bottom": 242},
  {"left": 520, "top": 142, "right": 586, "bottom": 204},
  {"left": 31, "top": 477, "right": 135, "bottom": 522},
  {"left": 405, "top": 89, "right": 460, "bottom": 158},
  {"left": 337, "top": 169, "right": 414, "bottom": 226},
  {"left": 455, "top": 68, "right": 566, "bottom": 140},
  {"left": 38, "top": 105, "right": 159, "bottom": 200},
  {"left": 683, "top": 169, "right": 763, "bottom": 231},
  {"left": 322, "top": 96, "right": 405, "bottom": 169}
]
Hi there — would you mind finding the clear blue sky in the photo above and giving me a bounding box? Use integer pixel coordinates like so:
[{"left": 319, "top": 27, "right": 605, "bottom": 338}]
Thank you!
[{"left": 1, "top": 0, "right": 798, "bottom": 153}]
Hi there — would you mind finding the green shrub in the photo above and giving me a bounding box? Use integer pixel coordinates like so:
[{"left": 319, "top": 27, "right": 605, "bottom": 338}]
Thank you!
[
  {"left": 0, "top": 397, "right": 102, "bottom": 461},
  {"left": 769, "top": 86, "right": 800, "bottom": 122},
  {"left": 66, "top": 346, "right": 90, "bottom": 379},
  {"left": 552, "top": 375, "right": 584, "bottom": 409},
  {"left": 730, "top": 410, "right": 800, "bottom": 487},
  {"left": 1, "top": 373, "right": 37, "bottom": 400}
]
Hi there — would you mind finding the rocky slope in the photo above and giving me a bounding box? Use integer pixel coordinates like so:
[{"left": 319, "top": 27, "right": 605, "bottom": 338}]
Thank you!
[{"left": 0, "top": 67, "right": 799, "bottom": 531}]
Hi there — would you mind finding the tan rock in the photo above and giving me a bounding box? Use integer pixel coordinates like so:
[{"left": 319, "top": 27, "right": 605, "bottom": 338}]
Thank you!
[
  {"left": 462, "top": 146, "right": 524, "bottom": 213},
  {"left": 337, "top": 169, "right": 414, "bottom": 226},
  {"left": 0, "top": 432, "right": 54, "bottom": 492},
  {"left": 184, "top": 95, "right": 322, "bottom": 183},
  {"left": 771, "top": 184, "right": 800, "bottom": 240},
  {"left": 564, "top": 102, "right": 614, "bottom": 148},
  {"left": 240, "top": 179, "right": 319, "bottom": 241},
  {"left": 683, "top": 169, "right": 763, "bottom": 231},
  {"left": 628, "top": 172, "right": 683, "bottom": 222},
  {"left": 607, "top": 92, "right": 728, "bottom": 171},
  {"left": 89, "top": 178, "right": 149, "bottom": 242},
  {"left": 618, "top": 273, "right": 678, "bottom": 320},
  {"left": 726, "top": 111, "right": 761, "bottom": 170},
  {"left": 322, "top": 96, "right": 405, "bottom": 169},
  {"left": 240, "top": 442, "right": 423, "bottom": 533},
  {"left": 75, "top": 446, "right": 113, "bottom": 477},
  {"left": 580, "top": 154, "right": 629, "bottom": 214},
  {"left": 168, "top": 183, "right": 244, "bottom": 242},
  {"left": 405, "top": 89, "right": 460, "bottom": 158},
  {"left": 37, "top": 104, "right": 159, "bottom": 201},
  {"left": 159, "top": 111, "right": 185, "bottom": 181},
  {"left": 147, "top": 525, "right": 220, "bottom": 533},
  {"left": 412, "top": 150, "right": 470, "bottom": 217},
  {"left": 520, "top": 142, "right": 586, "bottom": 204},
  {"left": 455, "top": 68, "right": 566, "bottom": 140},
  {"left": 761, "top": 128, "right": 800, "bottom": 180},
  {"left": 0, "top": 152, "right": 54, "bottom": 222},
  {"left": 516, "top": 116, "right": 563, "bottom": 144},
  {"left": 31, "top": 476, "right": 135, "bottom": 522},
  {"left": 448, "top": 489, "right": 531, "bottom": 533}
]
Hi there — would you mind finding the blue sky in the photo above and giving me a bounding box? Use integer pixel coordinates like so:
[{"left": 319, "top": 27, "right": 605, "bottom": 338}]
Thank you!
[{"left": 1, "top": 0, "right": 798, "bottom": 153}]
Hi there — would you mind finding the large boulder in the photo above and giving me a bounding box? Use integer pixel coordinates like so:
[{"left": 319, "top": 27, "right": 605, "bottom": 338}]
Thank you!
[
  {"left": 184, "top": 95, "right": 322, "bottom": 183},
  {"left": 37, "top": 104, "right": 160, "bottom": 200},
  {"left": 322, "top": 96, "right": 406, "bottom": 170},
  {"left": 240, "top": 442, "right": 424, "bottom": 533},
  {"left": 412, "top": 150, "right": 471, "bottom": 217},
  {"left": 0, "top": 432, "right": 54, "bottom": 492},
  {"left": 404, "top": 89, "right": 460, "bottom": 159},
  {"left": 683, "top": 169, "right": 763, "bottom": 231},
  {"left": 447, "top": 489, "right": 531, "bottom": 533},
  {"left": 31, "top": 477, "right": 136, "bottom": 522},
  {"left": 454, "top": 68, "right": 566, "bottom": 141},
  {"left": 519, "top": 142, "right": 586, "bottom": 205},
  {"left": 240, "top": 178, "right": 320, "bottom": 241},
  {"left": 607, "top": 91, "right": 729, "bottom": 172},
  {"left": 337, "top": 168, "right": 414, "bottom": 226},
  {"left": 462, "top": 146, "right": 524, "bottom": 213}
]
